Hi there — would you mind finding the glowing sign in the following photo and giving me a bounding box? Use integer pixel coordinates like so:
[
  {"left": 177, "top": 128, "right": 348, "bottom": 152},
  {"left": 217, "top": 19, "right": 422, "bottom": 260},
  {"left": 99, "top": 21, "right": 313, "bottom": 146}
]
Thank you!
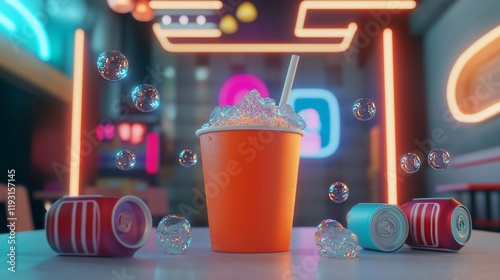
[
  {"left": 151, "top": 0, "right": 415, "bottom": 53},
  {"left": 2, "top": 0, "right": 51, "bottom": 60},
  {"left": 131, "top": 123, "right": 147, "bottom": 144},
  {"left": 446, "top": 25, "right": 500, "bottom": 123},
  {"left": 219, "top": 74, "right": 269, "bottom": 107},
  {"left": 0, "top": 12, "right": 16, "bottom": 32},
  {"left": 146, "top": 132, "right": 160, "bottom": 174},
  {"left": 383, "top": 29, "right": 397, "bottom": 205},
  {"left": 289, "top": 89, "right": 340, "bottom": 158},
  {"left": 96, "top": 124, "right": 115, "bottom": 141},
  {"left": 118, "top": 123, "right": 147, "bottom": 145},
  {"left": 118, "top": 123, "right": 131, "bottom": 142}
]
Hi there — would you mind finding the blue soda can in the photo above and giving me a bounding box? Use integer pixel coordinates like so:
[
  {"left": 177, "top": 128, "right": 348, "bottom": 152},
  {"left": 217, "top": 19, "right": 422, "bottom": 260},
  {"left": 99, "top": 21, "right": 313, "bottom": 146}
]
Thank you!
[{"left": 346, "top": 203, "right": 409, "bottom": 252}]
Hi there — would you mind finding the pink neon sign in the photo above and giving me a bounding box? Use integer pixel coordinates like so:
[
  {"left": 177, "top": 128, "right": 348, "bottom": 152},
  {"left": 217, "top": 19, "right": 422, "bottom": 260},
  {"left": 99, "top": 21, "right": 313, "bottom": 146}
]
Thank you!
[
  {"left": 219, "top": 74, "right": 270, "bottom": 107},
  {"left": 146, "top": 132, "right": 159, "bottom": 174}
]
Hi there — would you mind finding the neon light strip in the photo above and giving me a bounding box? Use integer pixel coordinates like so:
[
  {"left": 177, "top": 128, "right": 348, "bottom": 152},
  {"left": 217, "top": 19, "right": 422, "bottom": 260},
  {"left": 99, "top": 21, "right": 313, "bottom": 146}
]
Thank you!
[
  {"left": 295, "top": 22, "right": 357, "bottom": 38},
  {"left": 149, "top": 1, "right": 223, "bottom": 10},
  {"left": 6, "top": 0, "right": 51, "bottom": 60},
  {"left": 294, "top": 1, "right": 415, "bottom": 38},
  {"left": 300, "top": 0, "right": 416, "bottom": 10},
  {"left": 151, "top": 1, "right": 414, "bottom": 53},
  {"left": 157, "top": 28, "right": 222, "bottom": 38},
  {"left": 146, "top": 132, "right": 160, "bottom": 174},
  {"left": 446, "top": 25, "right": 500, "bottom": 123},
  {"left": 160, "top": 22, "right": 218, "bottom": 29},
  {"left": 294, "top": 1, "right": 354, "bottom": 38},
  {"left": 152, "top": 23, "right": 353, "bottom": 52},
  {"left": 383, "top": 28, "right": 397, "bottom": 205},
  {"left": 0, "top": 12, "right": 16, "bottom": 31},
  {"left": 69, "top": 29, "right": 85, "bottom": 197}
]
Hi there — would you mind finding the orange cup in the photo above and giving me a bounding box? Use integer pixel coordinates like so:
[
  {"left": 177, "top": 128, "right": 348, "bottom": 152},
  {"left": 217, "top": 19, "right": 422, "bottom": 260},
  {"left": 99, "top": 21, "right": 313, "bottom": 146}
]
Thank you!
[{"left": 196, "top": 126, "right": 304, "bottom": 253}]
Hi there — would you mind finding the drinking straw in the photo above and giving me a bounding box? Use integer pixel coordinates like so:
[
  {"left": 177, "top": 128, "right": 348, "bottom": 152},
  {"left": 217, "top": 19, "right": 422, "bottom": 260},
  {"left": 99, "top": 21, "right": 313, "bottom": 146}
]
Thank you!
[{"left": 279, "top": 55, "right": 300, "bottom": 107}]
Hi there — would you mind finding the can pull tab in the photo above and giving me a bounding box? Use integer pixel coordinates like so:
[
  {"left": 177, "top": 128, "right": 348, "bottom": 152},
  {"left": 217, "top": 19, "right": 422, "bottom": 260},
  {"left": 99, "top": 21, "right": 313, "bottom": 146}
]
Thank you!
[
  {"left": 117, "top": 212, "right": 133, "bottom": 233},
  {"left": 378, "top": 218, "right": 397, "bottom": 237},
  {"left": 456, "top": 215, "right": 467, "bottom": 232}
]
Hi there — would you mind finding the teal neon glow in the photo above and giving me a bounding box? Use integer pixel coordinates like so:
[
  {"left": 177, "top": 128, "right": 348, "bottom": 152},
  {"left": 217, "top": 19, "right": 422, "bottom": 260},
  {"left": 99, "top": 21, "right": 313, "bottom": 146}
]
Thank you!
[
  {"left": 289, "top": 88, "right": 341, "bottom": 158},
  {"left": 0, "top": 12, "right": 16, "bottom": 32},
  {"left": 5, "top": 0, "right": 51, "bottom": 61}
]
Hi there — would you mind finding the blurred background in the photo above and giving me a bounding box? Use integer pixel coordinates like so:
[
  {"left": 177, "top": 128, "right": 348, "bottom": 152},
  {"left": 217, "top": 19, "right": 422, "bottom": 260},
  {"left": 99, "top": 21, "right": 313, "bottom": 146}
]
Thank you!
[{"left": 1, "top": 0, "right": 499, "bottom": 232}]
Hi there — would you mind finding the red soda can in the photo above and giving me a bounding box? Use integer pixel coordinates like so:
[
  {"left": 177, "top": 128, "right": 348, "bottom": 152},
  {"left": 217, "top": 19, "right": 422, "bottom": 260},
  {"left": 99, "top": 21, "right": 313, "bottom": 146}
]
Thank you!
[
  {"left": 46, "top": 195, "right": 152, "bottom": 257},
  {"left": 400, "top": 198, "right": 471, "bottom": 251}
]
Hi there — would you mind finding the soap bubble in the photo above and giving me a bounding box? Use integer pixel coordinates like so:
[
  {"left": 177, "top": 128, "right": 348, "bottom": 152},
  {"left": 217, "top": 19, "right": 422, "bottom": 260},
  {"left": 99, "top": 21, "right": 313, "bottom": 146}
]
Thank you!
[
  {"left": 329, "top": 182, "right": 349, "bottom": 203},
  {"left": 131, "top": 84, "right": 160, "bottom": 112},
  {"left": 115, "top": 149, "right": 136, "bottom": 170},
  {"left": 179, "top": 149, "right": 198, "bottom": 167},
  {"left": 353, "top": 98, "right": 376, "bottom": 121},
  {"left": 428, "top": 148, "right": 451, "bottom": 170},
  {"left": 156, "top": 214, "right": 192, "bottom": 255},
  {"left": 400, "top": 153, "right": 421, "bottom": 173},
  {"left": 315, "top": 219, "right": 359, "bottom": 259},
  {"left": 96, "top": 50, "right": 128, "bottom": 81}
]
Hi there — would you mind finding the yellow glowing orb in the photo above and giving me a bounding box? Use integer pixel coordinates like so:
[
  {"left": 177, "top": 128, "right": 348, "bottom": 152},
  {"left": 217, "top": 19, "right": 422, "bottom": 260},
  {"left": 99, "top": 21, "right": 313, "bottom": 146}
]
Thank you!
[
  {"left": 236, "top": 1, "right": 258, "bottom": 23},
  {"left": 220, "top": 14, "right": 238, "bottom": 34}
]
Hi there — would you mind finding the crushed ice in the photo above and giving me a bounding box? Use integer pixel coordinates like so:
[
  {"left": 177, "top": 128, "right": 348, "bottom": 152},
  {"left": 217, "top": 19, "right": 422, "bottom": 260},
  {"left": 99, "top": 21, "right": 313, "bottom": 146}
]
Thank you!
[{"left": 202, "top": 89, "right": 306, "bottom": 130}]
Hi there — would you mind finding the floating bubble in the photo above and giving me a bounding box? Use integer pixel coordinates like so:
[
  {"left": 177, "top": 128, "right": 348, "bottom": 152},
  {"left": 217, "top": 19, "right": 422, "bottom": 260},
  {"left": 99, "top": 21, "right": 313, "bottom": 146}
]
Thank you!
[
  {"left": 131, "top": 84, "right": 160, "bottom": 112},
  {"left": 315, "top": 219, "right": 359, "bottom": 259},
  {"left": 179, "top": 149, "right": 198, "bottom": 167},
  {"left": 96, "top": 50, "right": 128, "bottom": 81},
  {"left": 400, "top": 153, "right": 421, "bottom": 173},
  {"left": 115, "top": 149, "right": 136, "bottom": 170},
  {"left": 352, "top": 98, "right": 376, "bottom": 121},
  {"left": 156, "top": 214, "right": 192, "bottom": 255},
  {"left": 428, "top": 148, "right": 451, "bottom": 170},
  {"left": 328, "top": 182, "right": 349, "bottom": 203}
]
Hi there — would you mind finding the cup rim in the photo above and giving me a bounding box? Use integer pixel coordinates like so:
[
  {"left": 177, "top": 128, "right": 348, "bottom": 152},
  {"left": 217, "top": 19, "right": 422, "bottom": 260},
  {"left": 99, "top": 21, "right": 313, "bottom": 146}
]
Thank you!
[{"left": 196, "top": 125, "right": 304, "bottom": 136}]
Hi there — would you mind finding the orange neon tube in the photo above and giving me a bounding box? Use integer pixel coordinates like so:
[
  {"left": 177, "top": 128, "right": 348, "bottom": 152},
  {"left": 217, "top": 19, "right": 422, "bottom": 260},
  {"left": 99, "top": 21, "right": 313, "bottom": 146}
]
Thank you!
[
  {"left": 69, "top": 29, "right": 84, "bottom": 196},
  {"left": 446, "top": 25, "right": 500, "bottom": 123}
]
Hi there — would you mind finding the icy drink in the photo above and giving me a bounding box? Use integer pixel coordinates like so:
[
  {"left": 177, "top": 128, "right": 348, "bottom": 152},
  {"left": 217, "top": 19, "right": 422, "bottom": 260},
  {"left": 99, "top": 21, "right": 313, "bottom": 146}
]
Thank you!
[{"left": 196, "top": 90, "right": 305, "bottom": 253}]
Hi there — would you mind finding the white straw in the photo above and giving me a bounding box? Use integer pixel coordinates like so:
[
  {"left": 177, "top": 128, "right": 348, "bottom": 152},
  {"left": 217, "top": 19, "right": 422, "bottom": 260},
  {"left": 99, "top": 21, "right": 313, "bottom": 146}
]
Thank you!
[{"left": 279, "top": 55, "right": 300, "bottom": 107}]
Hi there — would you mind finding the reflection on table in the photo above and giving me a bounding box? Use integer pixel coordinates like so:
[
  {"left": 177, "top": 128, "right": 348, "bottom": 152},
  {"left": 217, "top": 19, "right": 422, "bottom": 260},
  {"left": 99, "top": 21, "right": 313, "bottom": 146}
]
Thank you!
[{"left": 1, "top": 228, "right": 500, "bottom": 279}]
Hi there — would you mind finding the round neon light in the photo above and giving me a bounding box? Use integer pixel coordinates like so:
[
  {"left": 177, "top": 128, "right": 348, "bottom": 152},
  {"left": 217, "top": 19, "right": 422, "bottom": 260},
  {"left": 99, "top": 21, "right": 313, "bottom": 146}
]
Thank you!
[{"left": 219, "top": 74, "right": 269, "bottom": 106}]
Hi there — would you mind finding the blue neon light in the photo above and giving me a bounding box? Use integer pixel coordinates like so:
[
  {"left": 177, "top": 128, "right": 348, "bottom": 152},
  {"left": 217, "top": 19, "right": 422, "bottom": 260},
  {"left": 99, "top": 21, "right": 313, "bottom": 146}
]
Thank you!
[
  {"left": 5, "top": 0, "right": 51, "bottom": 61},
  {"left": 290, "top": 89, "right": 341, "bottom": 158},
  {"left": 0, "top": 12, "right": 16, "bottom": 32}
]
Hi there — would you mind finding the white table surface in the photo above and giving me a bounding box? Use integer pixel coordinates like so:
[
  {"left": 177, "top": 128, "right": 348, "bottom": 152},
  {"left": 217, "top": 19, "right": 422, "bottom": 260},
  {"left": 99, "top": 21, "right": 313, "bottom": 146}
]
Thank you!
[{"left": 1, "top": 228, "right": 499, "bottom": 280}]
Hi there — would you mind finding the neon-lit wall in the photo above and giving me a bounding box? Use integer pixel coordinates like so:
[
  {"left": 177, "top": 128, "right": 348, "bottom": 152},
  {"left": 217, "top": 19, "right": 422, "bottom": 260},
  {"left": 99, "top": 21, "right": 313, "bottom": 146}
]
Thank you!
[
  {"left": 0, "top": 0, "right": 92, "bottom": 75},
  {"left": 419, "top": 0, "right": 500, "bottom": 196}
]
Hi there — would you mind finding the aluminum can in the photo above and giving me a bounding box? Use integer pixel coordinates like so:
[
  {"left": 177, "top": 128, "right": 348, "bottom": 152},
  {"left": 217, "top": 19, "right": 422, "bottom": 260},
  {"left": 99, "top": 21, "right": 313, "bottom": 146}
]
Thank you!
[
  {"left": 400, "top": 197, "right": 471, "bottom": 251},
  {"left": 46, "top": 195, "right": 152, "bottom": 257},
  {"left": 347, "top": 203, "right": 409, "bottom": 252}
]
